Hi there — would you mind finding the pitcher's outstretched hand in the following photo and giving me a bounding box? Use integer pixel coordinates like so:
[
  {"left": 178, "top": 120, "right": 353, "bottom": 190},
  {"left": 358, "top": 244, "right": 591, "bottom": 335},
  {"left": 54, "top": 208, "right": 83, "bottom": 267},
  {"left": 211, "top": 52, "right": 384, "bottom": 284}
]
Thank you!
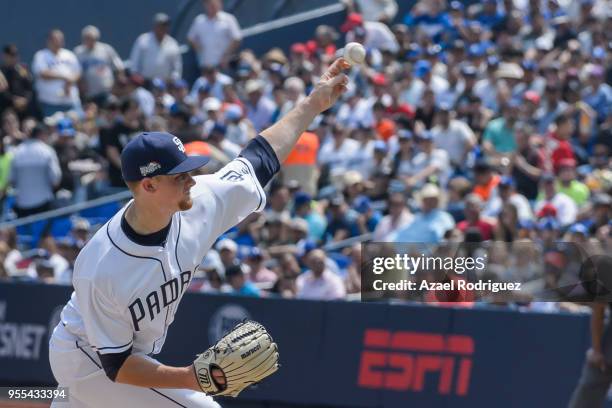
[{"left": 308, "top": 58, "right": 351, "bottom": 113}]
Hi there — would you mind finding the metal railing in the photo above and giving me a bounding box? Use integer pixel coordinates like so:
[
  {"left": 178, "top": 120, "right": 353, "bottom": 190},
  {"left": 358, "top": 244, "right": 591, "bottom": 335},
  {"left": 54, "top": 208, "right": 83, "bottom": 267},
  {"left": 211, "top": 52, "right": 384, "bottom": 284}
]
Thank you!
[
  {"left": 0, "top": 190, "right": 132, "bottom": 229},
  {"left": 1, "top": 188, "right": 371, "bottom": 252},
  {"left": 240, "top": 3, "right": 344, "bottom": 37},
  {"left": 322, "top": 232, "right": 372, "bottom": 252}
]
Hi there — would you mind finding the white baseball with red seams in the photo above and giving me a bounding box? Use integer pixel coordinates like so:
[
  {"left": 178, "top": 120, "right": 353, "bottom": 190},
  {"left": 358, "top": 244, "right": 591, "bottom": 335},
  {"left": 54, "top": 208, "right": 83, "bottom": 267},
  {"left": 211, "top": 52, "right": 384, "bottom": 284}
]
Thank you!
[{"left": 343, "top": 42, "right": 366, "bottom": 65}]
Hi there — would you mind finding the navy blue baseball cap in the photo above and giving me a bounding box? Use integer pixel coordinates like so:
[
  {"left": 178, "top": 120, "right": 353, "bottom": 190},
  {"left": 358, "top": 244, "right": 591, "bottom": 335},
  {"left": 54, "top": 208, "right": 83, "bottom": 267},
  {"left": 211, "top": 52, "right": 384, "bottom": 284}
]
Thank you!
[
  {"left": 294, "top": 191, "right": 312, "bottom": 207},
  {"left": 121, "top": 132, "right": 210, "bottom": 182}
]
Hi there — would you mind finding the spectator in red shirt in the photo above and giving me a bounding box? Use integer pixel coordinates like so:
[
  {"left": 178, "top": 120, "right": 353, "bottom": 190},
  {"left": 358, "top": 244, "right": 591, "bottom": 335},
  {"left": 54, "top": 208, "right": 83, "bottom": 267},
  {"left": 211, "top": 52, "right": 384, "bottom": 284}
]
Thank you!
[
  {"left": 386, "top": 89, "right": 415, "bottom": 121},
  {"left": 457, "top": 193, "right": 495, "bottom": 241},
  {"left": 549, "top": 113, "right": 575, "bottom": 174}
]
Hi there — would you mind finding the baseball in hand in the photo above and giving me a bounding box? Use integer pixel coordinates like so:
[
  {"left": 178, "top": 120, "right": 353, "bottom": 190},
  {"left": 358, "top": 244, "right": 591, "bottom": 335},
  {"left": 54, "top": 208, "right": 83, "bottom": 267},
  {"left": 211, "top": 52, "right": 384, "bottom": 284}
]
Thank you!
[{"left": 343, "top": 42, "right": 366, "bottom": 66}]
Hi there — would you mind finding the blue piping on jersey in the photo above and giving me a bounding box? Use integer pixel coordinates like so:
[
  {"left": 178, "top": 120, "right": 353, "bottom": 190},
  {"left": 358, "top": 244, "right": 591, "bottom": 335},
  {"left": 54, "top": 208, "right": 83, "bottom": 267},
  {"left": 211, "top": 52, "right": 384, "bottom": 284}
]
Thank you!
[
  {"left": 174, "top": 214, "right": 182, "bottom": 272},
  {"left": 106, "top": 219, "right": 171, "bottom": 353},
  {"left": 106, "top": 220, "right": 168, "bottom": 281}
]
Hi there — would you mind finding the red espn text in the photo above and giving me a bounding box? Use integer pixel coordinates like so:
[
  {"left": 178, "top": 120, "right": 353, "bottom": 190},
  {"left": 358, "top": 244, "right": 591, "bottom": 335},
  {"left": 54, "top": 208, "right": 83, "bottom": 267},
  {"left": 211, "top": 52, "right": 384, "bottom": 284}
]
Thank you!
[{"left": 357, "top": 329, "right": 474, "bottom": 396}]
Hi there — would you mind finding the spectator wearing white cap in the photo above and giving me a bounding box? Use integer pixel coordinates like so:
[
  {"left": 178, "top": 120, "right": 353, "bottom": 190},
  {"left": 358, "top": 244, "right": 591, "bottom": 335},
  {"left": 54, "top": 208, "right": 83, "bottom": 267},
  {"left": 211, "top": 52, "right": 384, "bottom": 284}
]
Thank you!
[
  {"left": 201, "top": 96, "right": 222, "bottom": 134},
  {"left": 74, "top": 25, "right": 124, "bottom": 105},
  {"left": 278, "top": 77, "right": 306, "bottom": 120},
  {"left": 224, "top": 103, "right": 252, "bottom": 146},
  {"left": 187, "top": 0, "right": 242, "bottom": 69},
  {"left": 216, "top": 238, "right": 238, "bottom": 270},
  {"left": 129, "top": 13, "right": 182, "bottom": 81},
  {"left": 70, "top": 217, "right": 91, "bottom": 243},
  {"left": 389, "top": 184, "right": 455, "bottom": 243},
  {"left": 32, "top": 29, "right": 81, "bottom": 117},
  {"left": 245, "top": 79, "right": 276, "bottom": 132}
]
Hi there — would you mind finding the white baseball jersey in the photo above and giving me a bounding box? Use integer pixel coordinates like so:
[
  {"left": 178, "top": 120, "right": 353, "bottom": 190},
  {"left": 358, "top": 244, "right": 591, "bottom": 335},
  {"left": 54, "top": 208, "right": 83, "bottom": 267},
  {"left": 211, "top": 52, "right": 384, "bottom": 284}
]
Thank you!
[{"left": 57, "top": 157, "right": 265, "bottom": 357}]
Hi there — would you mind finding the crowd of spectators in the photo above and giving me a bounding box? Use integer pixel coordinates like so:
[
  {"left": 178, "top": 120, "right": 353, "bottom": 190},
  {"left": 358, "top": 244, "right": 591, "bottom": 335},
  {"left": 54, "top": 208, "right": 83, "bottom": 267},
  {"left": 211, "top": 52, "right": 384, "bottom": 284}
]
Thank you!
[{"left": 0, "top": 0, "right": 610, "bottom": 309}]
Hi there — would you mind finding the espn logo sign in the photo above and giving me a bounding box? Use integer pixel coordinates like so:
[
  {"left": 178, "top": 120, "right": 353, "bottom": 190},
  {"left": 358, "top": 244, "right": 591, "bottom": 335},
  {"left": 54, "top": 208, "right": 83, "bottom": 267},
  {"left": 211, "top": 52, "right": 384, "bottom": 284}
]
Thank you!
[{"left": 357, "top": 329, "right": 474, "bottom": 396}]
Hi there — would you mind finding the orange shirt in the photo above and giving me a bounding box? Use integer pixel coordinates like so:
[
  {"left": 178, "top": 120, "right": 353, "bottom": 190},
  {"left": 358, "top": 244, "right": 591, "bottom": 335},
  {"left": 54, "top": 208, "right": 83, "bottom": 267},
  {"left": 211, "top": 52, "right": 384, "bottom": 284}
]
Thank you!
[
  {"left": 284, "top": 132, "right": 319, "bottom": 166},
  {"left": 376, "top": 119, "right": 396, "bottom": 141},
  {"left": 473, "top": 174, "right": 500, "bottom": 201},
  {"left": 184, "top": 141, "right": 211, "bottom": 157}
]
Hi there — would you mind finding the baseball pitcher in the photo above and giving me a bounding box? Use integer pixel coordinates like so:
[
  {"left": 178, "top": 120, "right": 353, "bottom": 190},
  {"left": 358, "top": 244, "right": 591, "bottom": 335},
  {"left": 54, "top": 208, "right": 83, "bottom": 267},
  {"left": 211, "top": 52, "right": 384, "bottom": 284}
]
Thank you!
[{"left": 48, "top": 58, "right": 350, "bottom": 407}]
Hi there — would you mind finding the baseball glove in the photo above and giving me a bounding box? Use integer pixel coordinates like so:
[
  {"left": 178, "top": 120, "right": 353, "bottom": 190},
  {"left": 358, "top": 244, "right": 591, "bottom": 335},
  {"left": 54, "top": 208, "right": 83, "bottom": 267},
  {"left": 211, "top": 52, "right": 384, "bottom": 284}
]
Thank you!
[{"left": 193, "top": 320, "right": 279, "bottom": 397}]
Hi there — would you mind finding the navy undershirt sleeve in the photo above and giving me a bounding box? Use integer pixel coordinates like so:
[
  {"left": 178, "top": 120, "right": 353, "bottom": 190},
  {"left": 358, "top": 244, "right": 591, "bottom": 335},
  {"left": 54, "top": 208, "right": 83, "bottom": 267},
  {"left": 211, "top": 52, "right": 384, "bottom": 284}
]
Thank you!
[
  {"left": 98, "top": 347, "right": 132, "bottom": 382},
  {"left": 238, "top": 135, "right": 281, "bottom": 187}
]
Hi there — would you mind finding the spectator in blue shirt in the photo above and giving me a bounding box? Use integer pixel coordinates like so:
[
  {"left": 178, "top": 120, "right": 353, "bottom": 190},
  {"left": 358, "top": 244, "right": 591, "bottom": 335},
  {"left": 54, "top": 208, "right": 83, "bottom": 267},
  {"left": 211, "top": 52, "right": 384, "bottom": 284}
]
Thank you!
[
  {"left": 476, "top": 0, "right": 506, "bottom": 30},
  {"left": 325, "top": 195, "right": 360, "bottom": 243},
  {"left": 442, "top": 2, "right": 470, "bottom": 45},
  {"left": 403, "top": 1, "right": 452, "bottom": 44},
  {"left": 225, "top": 263, "right": 261, "bottom": 297},
  {"left": 582, "top": 64, "right": 612, "bottom": 124},
  {"left": 293, "top": 192, "right": 327, "bottom": 241},
  {"left": 353, "top": 195, "right": 382, "bottom": 234}
]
